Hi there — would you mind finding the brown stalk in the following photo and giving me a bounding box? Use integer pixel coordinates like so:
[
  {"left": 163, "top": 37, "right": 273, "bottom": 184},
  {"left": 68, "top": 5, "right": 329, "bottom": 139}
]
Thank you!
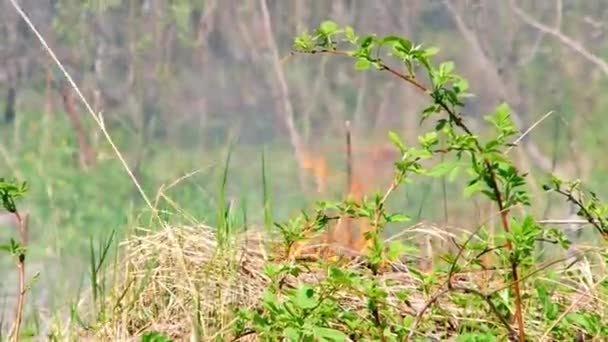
[
  {"left": 344, "top": 121, "right": 354, "bottom": 246},
  {"left": 8, "top": 211, "right": 28, "bottom": 342},
  {"left": 345, "top": 121, "right": 353, "bottom": 198}
]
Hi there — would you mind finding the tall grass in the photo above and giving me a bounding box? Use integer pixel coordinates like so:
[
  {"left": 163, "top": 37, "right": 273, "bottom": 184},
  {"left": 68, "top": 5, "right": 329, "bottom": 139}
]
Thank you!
[{"left": 216, "top": 142, "right": 234, "bottom": 247}]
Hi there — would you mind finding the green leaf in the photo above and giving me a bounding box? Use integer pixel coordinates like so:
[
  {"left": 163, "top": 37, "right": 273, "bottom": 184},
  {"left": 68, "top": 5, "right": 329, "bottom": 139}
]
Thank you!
[
  {"left": 360, "top": 35, "right": 375, "bottom": 49},
  {"left": 0, "top": 244, "right": 11, "bottom": 253},
  {"left": 140, "top": 331, "right": 173, "bottom": 342},
  {"left": 319, "top": 20, "right": 339, "bottom": 35},
  {"left": 464, "top": 181, "right": 482, "bottom": 198},
  {"left": 262, "top": 290, "right": 280, "bottom": 313},
  {"left": 284, "top": 327, "right": 301, "bottom": 341},
  {"left": 387, "top": 213, "right": 410, "bottom": 223},
  {"left": 440, "top": 61, "right": 454, "bottom": 74},
  {"left": 388, "top": 131, "right": 405, "bottom": 151},
  {"left": 565, "top": 312, "right": 595, "bottom": 332},
  {"left": 423, "top": 46, "right": 440, "bottom": 57},
  {"left": 448, "top": 164, "right": 461, "bottom": 182},
  {"left": 426, "top": 161, "right": 459, "bottom": 177},
  {"left": 454, "top": 78, "right": 470, "bottom": 93},
  {"left": 381, "top": 35, "right": 412, "bottom": 52},
  {"left": 485, "top": 102, "right": 515, "bottom": 134},
  {"left": 344, "top": 26, "right": 356, "bottom": 42},
  {"left": 418, "top": 131, "right": 438, "bottom": 148},
  {"left": 455, "top": 333, "right": 496, "bottom": 342},
  {"left": 262, "top": 263, "right": 281, "bottom": 278},
  {"left": 294, "top": 285, "right": 317, "bottom": 309},
  {"left": 294, "top": 34, "right": 314, "bottom": 51},
  {"left": 312, "top": 326, "right": 347, "bottom": 341},
  {"left": 355, "top": 58, "right": 371, "bottom": 71},
  {"left": 387, "top": 240, "right": 408, "bottom": 261}
]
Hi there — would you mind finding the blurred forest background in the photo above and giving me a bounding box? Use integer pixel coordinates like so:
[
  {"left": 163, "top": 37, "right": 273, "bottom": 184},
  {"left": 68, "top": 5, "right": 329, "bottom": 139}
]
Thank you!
[{"left": 1, "top": 0, "right": 608, "bottom": 333}]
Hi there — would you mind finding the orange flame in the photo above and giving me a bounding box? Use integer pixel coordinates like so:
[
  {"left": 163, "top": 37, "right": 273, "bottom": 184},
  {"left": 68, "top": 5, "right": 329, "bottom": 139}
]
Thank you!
[{"left": 289, "top": 143, "right": 399, "bottom": 260}]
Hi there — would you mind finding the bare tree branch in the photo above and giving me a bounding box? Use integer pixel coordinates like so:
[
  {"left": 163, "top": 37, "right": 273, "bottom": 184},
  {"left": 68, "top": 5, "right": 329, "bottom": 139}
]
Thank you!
[
  {"left": 509, "top": 0, "right": 608, "bottom": 77},
  {"left": 258, "top": 0, "right": 308, "bottom": 193},
  {"left": 442, "top": 0, "right": 557, "bottom": 175},
  {"left": 516, "top": 0, "right": 562, "bottom": 66}
]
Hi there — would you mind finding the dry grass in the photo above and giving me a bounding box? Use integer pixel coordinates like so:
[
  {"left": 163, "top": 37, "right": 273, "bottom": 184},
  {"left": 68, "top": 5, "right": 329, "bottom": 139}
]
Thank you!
[
  {"left": 72, "top": 222, "right": 439, "bottom": 340},
  {"left": 75, "top": 225, "right": 265, "bottom": 341},
  {"left": 62, "top": 219, "right": 604, "bottom": 341}
]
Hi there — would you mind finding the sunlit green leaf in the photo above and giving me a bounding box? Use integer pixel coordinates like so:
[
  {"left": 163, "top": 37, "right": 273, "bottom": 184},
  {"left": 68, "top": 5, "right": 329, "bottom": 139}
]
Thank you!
[
  {"left": 387, "top": 240, "right": 409, "bottom": 261},
  {"left": 464, "top": 180, "right": 482, "bottom": 198},
  {"left": 355, "top": 58, "right": 371, "bottom": 71},
  {"left": 294, "top": 285, "right": 317, "bottom": 309},
  {"left": 319, "top": 20, "right": 339, "bottom": 35},
  {"left": 426, "top": 161, "right": 459, "bottom": 177},
  {"left": 312, "top": 326, "right": 347, "bottom": 341},
  {"left": 284, "top": 327, "right": 301, "bottom": 341},
  {"left": 388, "top": 131, "right": 405, "bottom": 151}
]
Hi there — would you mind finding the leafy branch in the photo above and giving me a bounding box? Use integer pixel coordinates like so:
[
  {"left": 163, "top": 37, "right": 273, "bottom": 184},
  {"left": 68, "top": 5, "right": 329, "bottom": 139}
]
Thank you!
[
  {"left": 544, "top": 176, "right": 608, "bottom": 239},
  {"left": 292, "top": 20, "right": 533, "bottom": 341}
]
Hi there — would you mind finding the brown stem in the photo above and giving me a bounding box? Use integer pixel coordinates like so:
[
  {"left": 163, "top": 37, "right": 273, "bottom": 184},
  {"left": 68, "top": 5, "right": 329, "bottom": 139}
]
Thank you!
[
  {"left": 344, "top": 121, "right": 355, "bottom": 246},
  {"left": 345, "top": 121, "right": 353, "bottom": 198},
  {"left": 553, "top": 187, "right": 608, "bottom": 238},
  {"left": 498, "top": 211, "right": 525, "bottom": 341},
  {"left": 482, "top": 159, "right": 525, "bottom": 341},
  {"left": 9, "top": 212, "right": 28, "bottom": 342}
]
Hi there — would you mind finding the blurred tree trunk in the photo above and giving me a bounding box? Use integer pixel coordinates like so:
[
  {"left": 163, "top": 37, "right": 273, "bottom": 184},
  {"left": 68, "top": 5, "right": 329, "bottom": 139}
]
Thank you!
[
  {"left": 4, "top": 86, "right": 16, "bottom": 124},
  {"left": 60, "top": 84, "right": 96, "bottom": 169}
]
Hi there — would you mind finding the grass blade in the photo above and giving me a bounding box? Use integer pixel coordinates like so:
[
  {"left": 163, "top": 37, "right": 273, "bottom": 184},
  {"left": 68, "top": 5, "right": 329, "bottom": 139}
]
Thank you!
[
  {"left": 216, "top": 142, "right": 233, "bottom": 247},
  {"left": 261, "top": 147, "right": 274, "bottom": 232}
]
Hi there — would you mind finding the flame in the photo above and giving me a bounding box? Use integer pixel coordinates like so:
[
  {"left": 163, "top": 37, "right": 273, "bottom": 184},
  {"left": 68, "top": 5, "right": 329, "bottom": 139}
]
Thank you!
[{"left": 290, "top": 143, "right": 398, "bottom": 260}]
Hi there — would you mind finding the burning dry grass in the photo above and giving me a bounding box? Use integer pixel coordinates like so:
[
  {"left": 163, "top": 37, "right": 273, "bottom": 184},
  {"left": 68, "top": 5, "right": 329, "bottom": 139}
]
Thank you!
[{"left": 80, "top": 223, "right": 607, "bottom": 341}]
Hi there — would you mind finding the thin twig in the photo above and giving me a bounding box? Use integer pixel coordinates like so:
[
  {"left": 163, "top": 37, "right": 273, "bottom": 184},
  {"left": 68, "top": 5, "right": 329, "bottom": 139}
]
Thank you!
[
  {"left": 506, "top": 111, "right": 554, "bottom": 154},
  {"left": 345, "top": 121, "right": 353, "bottom": 196},
  {"left": 345, "top": 121, "right": 355, "bottom": 246},
  {"left": 490, "top": 256, "right": 571, "bottom": 297},
  {"left": 553, "top": 188, "right": 608, "bottom": 239},
  {"left": 406, "top": 285, "right": 516, "bottom": 340},
  {"left": 537, "top": 219, "right": 596, "bottom": 225}
]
